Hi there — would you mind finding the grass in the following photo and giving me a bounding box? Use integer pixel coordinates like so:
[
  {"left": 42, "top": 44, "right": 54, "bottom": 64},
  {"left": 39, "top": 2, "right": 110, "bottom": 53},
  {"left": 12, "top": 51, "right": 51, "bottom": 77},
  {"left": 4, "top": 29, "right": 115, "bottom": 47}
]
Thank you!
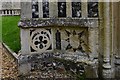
[{"left": 2, "top": 16, "right": 20, "bottom": 53}]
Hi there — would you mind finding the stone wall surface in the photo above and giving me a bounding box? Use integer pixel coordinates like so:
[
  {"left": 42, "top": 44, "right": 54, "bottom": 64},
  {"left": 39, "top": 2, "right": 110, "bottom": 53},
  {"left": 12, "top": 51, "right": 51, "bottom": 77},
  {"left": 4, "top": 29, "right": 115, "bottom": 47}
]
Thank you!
[
  {"left": 2, "top": 2, "right": 20, "bottom": 9},
  {"left": 18, "top": 53, "right": 86, "bottom": 79},
  {"left": 18, "top": 1, "right": 99, "bottom": 78},
  {"left": 0, "top": 1, "right": 118, "bottom": 79},
  {"left": 2, "top": 2, "right": 12, "bottom": 9}
]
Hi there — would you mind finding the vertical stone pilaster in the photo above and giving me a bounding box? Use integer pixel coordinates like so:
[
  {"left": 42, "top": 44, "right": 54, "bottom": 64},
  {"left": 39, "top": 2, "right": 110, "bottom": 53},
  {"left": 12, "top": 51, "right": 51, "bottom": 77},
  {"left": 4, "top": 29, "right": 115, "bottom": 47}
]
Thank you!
[
  {"left": 21, "top": 1, "right": 32, "bottom": 19},
  {"left": 66, "top": 0, "right": 72, "bottom": 17},
  {"left": 102, "top": 1, "right": 113, "bottom": 78},
  {"left": 81, "top": 0, "right": 87, "bottom": 18},
  {"left": 49, "top": 0, "right": 58, "bottom": 17},
  {"left": 103, "top": 2, "right": 111, "bottom": 68},
  {"left": 20, "top": 29, "right": 30, "bottom": 55},
  {"left": 39, "top": 0, "right": 43, "bottom": 18},
  {"left": 117, "top": 1, "right": 120, "bottom": 57},
  {"left": 111, "top": 2, "right": 115, "bottom": 78},
  {"left": 88, "top": 27, "right": 99, "bottom": 59}
]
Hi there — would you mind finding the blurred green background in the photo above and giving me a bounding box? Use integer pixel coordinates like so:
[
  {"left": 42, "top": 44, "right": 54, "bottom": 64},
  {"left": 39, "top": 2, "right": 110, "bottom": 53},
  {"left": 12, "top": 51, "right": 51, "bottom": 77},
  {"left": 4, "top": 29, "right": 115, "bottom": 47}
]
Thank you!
[{"left": 2, "top": 16, "right": 20, "bottom": 53}]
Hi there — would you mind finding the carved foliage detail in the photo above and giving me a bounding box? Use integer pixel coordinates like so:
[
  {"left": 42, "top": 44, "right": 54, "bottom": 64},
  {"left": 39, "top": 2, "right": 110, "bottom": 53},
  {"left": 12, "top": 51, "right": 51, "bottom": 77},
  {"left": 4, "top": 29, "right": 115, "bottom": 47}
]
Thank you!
[{"left": 30, "top": 29, "right": 52, "bottom": 52}]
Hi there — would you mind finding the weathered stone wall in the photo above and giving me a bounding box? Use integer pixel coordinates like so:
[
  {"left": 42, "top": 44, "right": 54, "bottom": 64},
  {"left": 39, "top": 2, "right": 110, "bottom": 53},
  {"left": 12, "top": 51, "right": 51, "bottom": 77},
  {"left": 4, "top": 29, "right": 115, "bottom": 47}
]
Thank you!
[
  {"left": 19, "top": 1, "right": 99, "bottom": 78},
  {"left": 18, "top": 1, "right": 120, "bottom": 79}
]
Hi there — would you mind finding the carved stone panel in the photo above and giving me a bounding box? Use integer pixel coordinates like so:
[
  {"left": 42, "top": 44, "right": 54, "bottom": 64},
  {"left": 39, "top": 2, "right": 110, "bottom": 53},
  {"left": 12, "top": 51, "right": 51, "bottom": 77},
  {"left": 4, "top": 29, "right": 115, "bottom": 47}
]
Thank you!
[
  {"left": 29, "top": 28, "right": 53, "bottom": 53},
  {"left": 55, "top": 28, "right": 89, "bottom": 54}
]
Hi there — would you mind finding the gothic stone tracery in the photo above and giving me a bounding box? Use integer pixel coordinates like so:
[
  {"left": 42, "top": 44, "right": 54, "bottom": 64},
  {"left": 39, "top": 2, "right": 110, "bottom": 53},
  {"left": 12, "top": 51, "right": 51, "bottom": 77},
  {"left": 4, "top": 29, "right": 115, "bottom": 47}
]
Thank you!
[{"left": 30, "top": 28, "right": 52, "bottom": 52}]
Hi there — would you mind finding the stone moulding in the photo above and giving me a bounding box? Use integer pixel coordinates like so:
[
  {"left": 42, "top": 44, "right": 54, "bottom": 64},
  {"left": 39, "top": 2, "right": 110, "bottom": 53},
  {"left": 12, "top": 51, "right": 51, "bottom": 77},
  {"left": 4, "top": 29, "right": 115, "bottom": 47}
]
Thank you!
[
  {"left": 18, "top": 18, "right": 99, "bottom": 28},
  {"left": 18, "top": 52, "right": 98, "bottom": 65}
]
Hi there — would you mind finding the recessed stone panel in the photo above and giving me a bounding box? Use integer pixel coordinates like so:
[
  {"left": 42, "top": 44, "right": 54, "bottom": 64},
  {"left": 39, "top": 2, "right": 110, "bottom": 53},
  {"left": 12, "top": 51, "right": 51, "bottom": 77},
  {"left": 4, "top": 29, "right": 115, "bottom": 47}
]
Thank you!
[
  {"left": 55, "top": 28, "right": 89, "bottom": 54},
  {"left": 29, "top": 28, "right": 53, "bottom": 53}
]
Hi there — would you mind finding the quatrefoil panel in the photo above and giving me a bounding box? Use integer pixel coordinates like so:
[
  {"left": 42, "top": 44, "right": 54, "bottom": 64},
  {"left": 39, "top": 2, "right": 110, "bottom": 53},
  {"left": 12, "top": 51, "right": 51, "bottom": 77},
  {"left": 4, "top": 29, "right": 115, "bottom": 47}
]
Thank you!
[{"left": 30, "top": 28, "right": 52, "bottom": 53}]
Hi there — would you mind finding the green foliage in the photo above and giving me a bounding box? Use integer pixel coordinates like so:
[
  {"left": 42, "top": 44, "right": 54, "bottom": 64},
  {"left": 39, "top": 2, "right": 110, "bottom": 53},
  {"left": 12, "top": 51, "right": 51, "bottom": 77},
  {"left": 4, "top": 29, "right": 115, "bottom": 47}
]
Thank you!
[{"left": 2, "top": 16, "right": 20, "bottom": 53}]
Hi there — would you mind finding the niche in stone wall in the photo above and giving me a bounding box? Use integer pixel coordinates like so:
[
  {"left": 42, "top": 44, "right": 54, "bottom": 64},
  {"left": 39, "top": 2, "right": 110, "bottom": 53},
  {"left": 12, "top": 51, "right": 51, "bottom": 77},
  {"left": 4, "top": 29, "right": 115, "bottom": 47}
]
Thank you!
[
  {"left": 29, "top": 28, "right": 53, "bottom": 53},
  {"left": 55, "top": 27, "right": 90, "bottom": 54}
]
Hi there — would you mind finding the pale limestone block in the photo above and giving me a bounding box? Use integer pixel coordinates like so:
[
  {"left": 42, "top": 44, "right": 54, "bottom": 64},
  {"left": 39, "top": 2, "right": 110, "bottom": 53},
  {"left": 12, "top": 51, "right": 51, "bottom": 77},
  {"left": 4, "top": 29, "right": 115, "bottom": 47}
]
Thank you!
[
  {"left": 81, "top": 0, "right": 87, "bottom": 18},
  {"left": 12, "top": 2, "right": 20, "bottom": 9},
  {"left": 20, "top": 29, "right": 30, "bottom": 55},
  {"left": 103, "top": 2, "right": 111, "bottom": 63},
  {"left": 66, "top": 0, "right": 72, "bottom": 17},
  {"left": 38, "top": 1, "right": 43, "bottom": 18},
  {"left": 52, "top": 28, "right": 57, "bottom": 50},
  {"left": 21, "top": 2, "right": 32, "bottom": 19},
  {"left": 88, "top": 27, "right": 99, "bottom": 58},
  {"left": 49, "top": 0, "right": 58, "bottom": 17}
]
